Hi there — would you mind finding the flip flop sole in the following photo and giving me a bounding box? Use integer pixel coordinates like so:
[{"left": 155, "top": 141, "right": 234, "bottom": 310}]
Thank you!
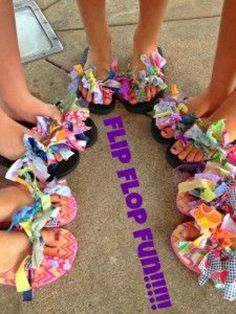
[
  {"left": 48, "top": 150, "right": 80, "bottom": 180},
  {"left": 151, "top": 118, "right": 175, "bottom": 145},
  {"left": 83, "top": 117, "right": 98, "bottom": 148},
  {"left": 87, "top": 95, "right": 116, "bottom": 115},
  {"left": 171, "top": 222, "right": 206, "bottom": 274}
]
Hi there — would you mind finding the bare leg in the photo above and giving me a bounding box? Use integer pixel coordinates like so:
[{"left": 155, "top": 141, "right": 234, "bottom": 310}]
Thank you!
[
  {"left": 187, "top": 0, "right": 236, "bottom": 117},
  {"left": 76, "top": 0, "right": 112, "bottom": 104},
  {"left": 171, "top": 0, "right": 236, "bottom": 162},
  {"left": 0, "top": 0, "right": 61, "bottom": 123},
  {"left": 0, "top": 102, "right": 35, "bottom": 160},
  {"left": 130, "top": 0, "right": 169, "bottom": 104}
]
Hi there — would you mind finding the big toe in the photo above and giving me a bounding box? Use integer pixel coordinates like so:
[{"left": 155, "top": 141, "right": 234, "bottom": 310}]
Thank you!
[{"left": 160, "top": 127, "right": 174, "bottom": 139}]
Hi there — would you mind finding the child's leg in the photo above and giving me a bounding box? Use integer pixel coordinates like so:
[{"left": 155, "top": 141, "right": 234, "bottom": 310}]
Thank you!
[
  {"left": 130, "top": 0, "right": 169, "bottom": 104},
  {"left": 0, "top": 0, "right": 61, "bottom": 123},
  {"left": 187, "top": 0, "right": 236, "bottom": 117},
  {"left": 76, "top": 0, "right": 112, "bottom": 104},
  {"left": 171, "top": 0, "right": 236, "bottom": 162}
]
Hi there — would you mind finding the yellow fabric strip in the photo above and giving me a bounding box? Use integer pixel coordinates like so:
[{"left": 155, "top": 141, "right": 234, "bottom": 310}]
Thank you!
[{"left": 15, "top": 256, "right": 31, "bottom": 292}]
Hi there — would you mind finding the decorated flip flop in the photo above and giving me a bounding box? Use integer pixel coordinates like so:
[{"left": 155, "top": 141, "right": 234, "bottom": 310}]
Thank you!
[
  {"left": 172, "top": 200, "right": 236, "bottom": 301},
  {"left": 68, "top": 48, "right": 119, "bottom": 115},
  {"left": 171, "top": 221, "right": 206, "bottom": 274},
  {"left": 151, "top": 85, "right": 197, "bottom": 144},
  {"left": 4, "top": 105, "right": 94, "bottom": 181},
  {"left": 176, "top": 162, "right": 233, "bottom": 216},
  {"left": 0, "top": 228, "right": 77, "bottom": 301},
  {"left": 117, "top": 47, "right": 167, "bottom": 114},
  {"left": 166, "top": 118, "right": 234, "bottom": 172}
]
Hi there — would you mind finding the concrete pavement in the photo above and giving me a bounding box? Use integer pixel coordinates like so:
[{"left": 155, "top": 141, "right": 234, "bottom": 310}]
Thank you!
[{"left": 1, "top": 1, "right": 234, "bottom": 313}]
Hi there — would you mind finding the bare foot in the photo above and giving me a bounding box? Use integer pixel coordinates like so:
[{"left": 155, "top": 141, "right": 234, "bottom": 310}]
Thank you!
[
  {"left": 0, "top": 185, "right": 33, "bottom": 222},
  {"left": 0, "top": 106, "right": 35, "bottom": 160},
  {"left": 0, "top": 229, "right": 64, "bottom": 273},
  {"left": 80, "top": 43, "right": 113, "bottom": 105},
  {"left": 209, "top": 88, "right": 236, "bottom": 142},
  {"left": 0, "top": 93, "right": 61, "bottom": 124}
]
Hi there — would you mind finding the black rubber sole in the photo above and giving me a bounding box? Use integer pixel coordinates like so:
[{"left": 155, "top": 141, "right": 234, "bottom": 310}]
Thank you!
[
  {"left": 87, "top": 95, "right": 116, "bottom": 115},
  {"left": 151, "top": 118, "right": 175, "bottom": 145},
  {"left": 84, "top": 117, "right": 98, "bottom": 147},
  {"left": 48, "top": 149, "right": 80, "bottom": 180}
]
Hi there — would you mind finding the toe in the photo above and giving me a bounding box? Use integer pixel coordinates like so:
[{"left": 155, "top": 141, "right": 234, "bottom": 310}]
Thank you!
[
  {"left": 103, "top": 90, "right": 112, "bottom": 105},
  {"left": 86, "top": 91, "right": 92, "bottom": 103},
  {"left": 170, "top": 141, "right": 184, "bottom": 155},
  {"left": 194, "top": 150, "right": 205, "bottom": 162},
  {"left": 178, "top": 147, "right": 193, "bottom": 161},
  {"left": 160, "top": 127, "right": 174, "bottom": 139},
  {"left": 44, "top": 246, "right": 61, "bottom": 257},
  {"left": 129, "top": 90, "right": 138, "bottom": 105},
  {"left": 186, "top": 148, "right": 199, "bottom": 162},
  {"left": 41, "top": 229, "right": 61, "bottom": 247},
  {"left": 150, "top": 86, "right": 156, "bottom": 98}
]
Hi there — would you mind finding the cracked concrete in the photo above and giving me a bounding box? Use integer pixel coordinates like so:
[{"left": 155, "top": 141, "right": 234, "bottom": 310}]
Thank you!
[{"left": 0, "top": 1, "right": 234, "bottom": 313}]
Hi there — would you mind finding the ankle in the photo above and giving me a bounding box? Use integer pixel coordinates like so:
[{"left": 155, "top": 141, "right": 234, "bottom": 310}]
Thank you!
[{"left": 133, "top": 28, "right": 158, "bottom": 57}]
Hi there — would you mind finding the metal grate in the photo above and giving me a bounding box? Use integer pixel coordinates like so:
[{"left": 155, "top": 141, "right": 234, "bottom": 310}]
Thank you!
[{"left": 14, "top": 0, "right": 63, "bottom": 63}]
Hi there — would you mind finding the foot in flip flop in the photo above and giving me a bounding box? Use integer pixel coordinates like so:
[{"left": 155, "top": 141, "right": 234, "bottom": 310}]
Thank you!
[
  {"left": 0, "top": 92, "right": 61, "bottom": 124},
  {"left": 166, "top": 118, "right": 229, "bottom": 170},
  {"left": 118, "top": 45, "right": 166, "bottom": 113},
  {"left": 131, "top": 41, "right": 165, "bottom": 106},
  {"left": 80, "top": 48, "right": 113, "bottom": 106},
  {"left": 0, "top": 229, "right": 64, "bottom": 274},
  {"left": 152, "top": 86, "right": 228, "bottom": 145},
  {"left": 0, "top": 180, "right": 77, "bottom": 228},
  {"left": 69, "top": 47, "right": 118, "bottom": 114}
]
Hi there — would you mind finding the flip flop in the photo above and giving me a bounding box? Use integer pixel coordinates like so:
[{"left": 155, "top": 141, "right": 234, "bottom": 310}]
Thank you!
[
  {"left": 166, "top": 118, "right": 233, "bottom": 172},
  {"left": 176, "top": 162, "right": 232, "bottom": 216},
  {"left": 117, "top": 47, "right": 167, "bottom": 114},
  {"left": 151, "top": 85, "right": 197, "bottom": 144},
  {"left": 68, "top": 48, "right": 119, "bottom": 115},
  {"left": 172, "top": 211, "right": 236, "bottom": 301},
  {"left": 0, "top": 228, "right": 77, "bottom": 301},
  {"left": 3, "top": 108, "right": 93, "bottom": 181},
  {"left": 2, "top": 178, "right": 78, "bottom": 230},
  {"left": 171, "top": 221, "right": 206, "bottom": 274}
]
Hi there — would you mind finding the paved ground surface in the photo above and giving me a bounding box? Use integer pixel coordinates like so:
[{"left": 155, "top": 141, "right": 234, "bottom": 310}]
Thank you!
[{"left": 1, "top": 0, "right": 235, "bottom": 313}]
